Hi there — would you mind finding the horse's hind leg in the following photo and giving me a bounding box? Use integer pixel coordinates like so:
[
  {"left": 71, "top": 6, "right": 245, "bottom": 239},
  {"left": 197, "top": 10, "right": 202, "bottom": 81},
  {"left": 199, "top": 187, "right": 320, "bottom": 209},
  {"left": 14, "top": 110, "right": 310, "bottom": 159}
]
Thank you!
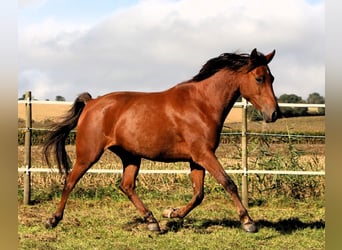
[
  {"left": 118, "top": 153, "right": 160, "bottom": 232},
  {"left": 162, "top": 162, "right": 205, "bottom": 219},
  {"left": 46, "top": 149, "right": 103, "bottom": 229}
]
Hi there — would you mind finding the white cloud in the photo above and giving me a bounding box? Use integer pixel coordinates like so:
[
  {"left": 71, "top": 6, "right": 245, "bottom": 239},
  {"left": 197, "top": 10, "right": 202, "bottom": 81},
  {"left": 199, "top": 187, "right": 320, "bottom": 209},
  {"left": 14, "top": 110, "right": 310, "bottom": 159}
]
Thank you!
[
  {"left": 18, "top": 0, "right": 325, "bottom": 101},
  {"left": 19, "top": 69, "right": 77, "bottom": 100}
]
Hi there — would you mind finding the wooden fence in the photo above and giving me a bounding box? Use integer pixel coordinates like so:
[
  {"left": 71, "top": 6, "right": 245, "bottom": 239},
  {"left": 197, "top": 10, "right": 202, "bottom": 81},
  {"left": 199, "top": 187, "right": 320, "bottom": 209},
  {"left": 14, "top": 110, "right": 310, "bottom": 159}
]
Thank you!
[{"left": 18, "top": 91, "right": 325, "bottom": 206}]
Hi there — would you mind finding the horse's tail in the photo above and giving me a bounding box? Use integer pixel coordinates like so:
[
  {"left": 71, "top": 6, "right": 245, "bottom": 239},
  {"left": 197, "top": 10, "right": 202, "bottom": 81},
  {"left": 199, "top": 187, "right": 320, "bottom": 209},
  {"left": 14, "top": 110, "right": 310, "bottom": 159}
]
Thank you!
[{"left": 43, "top": 92, "right": 92, "bottom": 175}]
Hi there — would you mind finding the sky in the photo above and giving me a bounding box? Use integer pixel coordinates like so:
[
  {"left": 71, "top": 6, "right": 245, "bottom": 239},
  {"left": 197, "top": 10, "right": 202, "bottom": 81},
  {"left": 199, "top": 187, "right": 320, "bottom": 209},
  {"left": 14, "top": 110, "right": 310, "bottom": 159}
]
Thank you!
[{"left": 18, "top": 0, "right": 324, "bottom": 101}]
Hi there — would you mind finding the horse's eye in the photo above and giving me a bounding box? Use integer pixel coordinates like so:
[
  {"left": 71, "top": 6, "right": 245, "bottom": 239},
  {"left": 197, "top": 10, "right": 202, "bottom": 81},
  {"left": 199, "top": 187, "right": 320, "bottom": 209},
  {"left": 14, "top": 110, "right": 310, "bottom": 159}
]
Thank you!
[{"left": 255, "top": 76, "right": 265, "bottom": 84}]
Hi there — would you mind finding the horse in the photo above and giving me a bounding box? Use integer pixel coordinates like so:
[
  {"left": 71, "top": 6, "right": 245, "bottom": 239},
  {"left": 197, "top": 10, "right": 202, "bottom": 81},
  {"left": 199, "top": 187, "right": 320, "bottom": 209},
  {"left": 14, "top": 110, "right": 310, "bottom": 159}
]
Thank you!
[{"left": 43, "top": 48, "right": 279, "bottom": 233}]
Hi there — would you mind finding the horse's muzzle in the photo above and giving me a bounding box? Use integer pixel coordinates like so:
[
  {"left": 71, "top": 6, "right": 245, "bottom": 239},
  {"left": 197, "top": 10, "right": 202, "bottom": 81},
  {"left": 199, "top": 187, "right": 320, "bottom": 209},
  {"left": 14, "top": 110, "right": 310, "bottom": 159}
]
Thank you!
[{"left": 263, "top": 110, "right": 278, "bottom": 123}]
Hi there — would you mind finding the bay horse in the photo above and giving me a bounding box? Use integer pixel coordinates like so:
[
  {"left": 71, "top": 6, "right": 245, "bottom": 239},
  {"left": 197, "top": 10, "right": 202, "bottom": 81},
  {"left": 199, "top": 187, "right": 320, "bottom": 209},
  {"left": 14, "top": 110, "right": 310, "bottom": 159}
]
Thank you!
[{"left": 43, "top": 48, "right": 278, "bottom": 233}]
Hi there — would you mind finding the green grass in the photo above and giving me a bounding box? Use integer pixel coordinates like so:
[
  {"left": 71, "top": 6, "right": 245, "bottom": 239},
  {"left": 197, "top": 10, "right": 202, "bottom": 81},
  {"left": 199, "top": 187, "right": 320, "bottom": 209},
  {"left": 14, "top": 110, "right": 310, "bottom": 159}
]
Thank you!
[
  {"left": 18, "top": 191, "right": 325, "bottom": 250},
  {"left": 18, "top": 171, "right": 325, "bottom": 249}
]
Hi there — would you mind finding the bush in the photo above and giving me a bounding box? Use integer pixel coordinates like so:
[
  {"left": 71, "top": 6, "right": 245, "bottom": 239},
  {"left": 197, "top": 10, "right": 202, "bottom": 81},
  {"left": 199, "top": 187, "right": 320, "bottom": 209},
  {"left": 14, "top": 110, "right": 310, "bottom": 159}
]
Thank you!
[
  {"left": 278, "top": 94, "right": 308, "bottom": 117},
  {"left": 247, "top": 106, "right": 263, "bottom": 121}
]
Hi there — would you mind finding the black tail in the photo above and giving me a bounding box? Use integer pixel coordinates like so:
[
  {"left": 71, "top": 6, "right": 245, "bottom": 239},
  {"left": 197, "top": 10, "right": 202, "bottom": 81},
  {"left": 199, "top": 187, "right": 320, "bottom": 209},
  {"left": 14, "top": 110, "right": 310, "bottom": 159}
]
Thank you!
[{"left": 43, "top": 92, "right": 92, "bottom": 175}]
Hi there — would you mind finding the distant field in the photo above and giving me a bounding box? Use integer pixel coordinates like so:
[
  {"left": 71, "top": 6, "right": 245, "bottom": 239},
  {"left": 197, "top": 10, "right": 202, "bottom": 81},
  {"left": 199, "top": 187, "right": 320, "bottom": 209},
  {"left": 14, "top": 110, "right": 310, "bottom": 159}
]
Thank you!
[
  {"left": 225, "top": 116, "right": 325, "bottom": 134},
  {"left": 18, "top": 103, "right": 71, "bottom": 122}
]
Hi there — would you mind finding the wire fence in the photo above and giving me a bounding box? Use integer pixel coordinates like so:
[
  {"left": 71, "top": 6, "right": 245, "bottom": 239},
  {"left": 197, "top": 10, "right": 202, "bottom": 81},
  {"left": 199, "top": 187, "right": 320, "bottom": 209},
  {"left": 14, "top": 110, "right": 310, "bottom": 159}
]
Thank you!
[{"left": 17, "top": 96, "right": 326, "bottom": 176}]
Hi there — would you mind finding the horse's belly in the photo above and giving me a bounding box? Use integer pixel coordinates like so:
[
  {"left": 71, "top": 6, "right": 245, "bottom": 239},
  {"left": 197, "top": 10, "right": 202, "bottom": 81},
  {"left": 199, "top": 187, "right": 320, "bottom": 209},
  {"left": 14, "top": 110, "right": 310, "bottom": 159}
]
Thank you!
[{"left": 113, "top": 122, "right": 190, "bottom": 161}]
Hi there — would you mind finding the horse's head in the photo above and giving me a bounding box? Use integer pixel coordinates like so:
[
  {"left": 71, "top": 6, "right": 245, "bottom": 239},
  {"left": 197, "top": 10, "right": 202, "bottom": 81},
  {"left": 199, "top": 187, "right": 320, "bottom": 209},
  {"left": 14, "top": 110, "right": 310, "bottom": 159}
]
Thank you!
[{"left": 239, "top": 48, "right": 279, "bottom": 123}]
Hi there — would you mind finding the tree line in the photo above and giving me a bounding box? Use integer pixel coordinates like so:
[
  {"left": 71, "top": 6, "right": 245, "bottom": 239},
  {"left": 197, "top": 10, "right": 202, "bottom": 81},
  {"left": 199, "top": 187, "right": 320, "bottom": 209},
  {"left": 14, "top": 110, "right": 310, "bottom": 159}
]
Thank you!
[
  {"left": 277, "top": 92, "right": 325, "bottom": 117},
  {"left": 18, "top": 94, "right": 66, "bottom": 102},
  {"left": 247, "top": 92, "right": 325, "bottom": 120}
]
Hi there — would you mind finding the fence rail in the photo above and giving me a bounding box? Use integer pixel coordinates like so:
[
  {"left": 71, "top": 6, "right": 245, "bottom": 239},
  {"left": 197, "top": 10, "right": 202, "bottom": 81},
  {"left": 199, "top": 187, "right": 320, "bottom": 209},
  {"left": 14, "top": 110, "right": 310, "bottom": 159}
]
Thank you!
[
  {"left": 17, "top": 99, "right": 326, "bottom": 108},
  {"left": 17, "top": 167, "right": 325, "bottom": 176},
  {"left": 18, "top": 91, "right": 325, "bottom": 205}
]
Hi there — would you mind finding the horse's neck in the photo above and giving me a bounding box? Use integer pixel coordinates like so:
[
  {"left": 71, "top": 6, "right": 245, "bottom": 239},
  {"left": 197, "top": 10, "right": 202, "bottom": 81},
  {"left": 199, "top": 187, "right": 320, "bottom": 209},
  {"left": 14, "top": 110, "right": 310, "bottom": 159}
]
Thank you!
[{"left": 196, "top": 70, "right": 241, "bottom": 122}]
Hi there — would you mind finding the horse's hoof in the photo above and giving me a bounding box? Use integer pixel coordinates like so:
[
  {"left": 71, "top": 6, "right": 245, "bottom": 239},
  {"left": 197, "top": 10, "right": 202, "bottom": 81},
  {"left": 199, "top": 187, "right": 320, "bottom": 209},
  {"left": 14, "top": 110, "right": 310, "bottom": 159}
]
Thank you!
[
  {"left": 147, "top": 223, "right": 161, "bottom": 232},
  {"left": 242, "top": 221, "right": 258, "bottom": 233},
  {"left": 162, "top": 207, "right": 174, "bottom": 218},
  {"left": 45, "top": 216, "right": 60, "bottom": 229},
  {"left": 45, "top": 218, "right": 55, "bottom": 229},
  {"left": 162, "top": 207, "right": 179, "bottom": 218}
]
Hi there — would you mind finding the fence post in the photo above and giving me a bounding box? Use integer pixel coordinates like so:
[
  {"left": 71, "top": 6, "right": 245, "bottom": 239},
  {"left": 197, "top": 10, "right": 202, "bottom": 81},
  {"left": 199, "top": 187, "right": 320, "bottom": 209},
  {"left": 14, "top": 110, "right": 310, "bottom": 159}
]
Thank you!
[
  {"left": 241, "top": 98, "right": 248, "bottom": 209},
  {"left": 23, "top": 91, "right": 32, "bottom": 205}
]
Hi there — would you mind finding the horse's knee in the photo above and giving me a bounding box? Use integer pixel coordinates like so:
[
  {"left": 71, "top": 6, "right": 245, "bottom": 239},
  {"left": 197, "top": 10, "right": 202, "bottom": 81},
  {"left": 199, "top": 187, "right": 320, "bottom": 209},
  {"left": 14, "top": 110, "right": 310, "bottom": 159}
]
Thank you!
[
  {"left": 119, "top": 182, "right": 135, "bottom": 196},
  {"left": 217, "top": 175, "right": 238, "bottom": 194},
  {"left": 227, "top": 180, "right": 238, "bottom": 194}
]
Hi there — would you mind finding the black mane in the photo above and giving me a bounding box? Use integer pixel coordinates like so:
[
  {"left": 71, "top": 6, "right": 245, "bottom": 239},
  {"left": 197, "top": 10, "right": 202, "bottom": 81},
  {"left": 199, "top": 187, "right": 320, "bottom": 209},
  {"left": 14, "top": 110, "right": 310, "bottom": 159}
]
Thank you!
[{"left": 191, "top": 52, "right": 266, "bottom": 82}]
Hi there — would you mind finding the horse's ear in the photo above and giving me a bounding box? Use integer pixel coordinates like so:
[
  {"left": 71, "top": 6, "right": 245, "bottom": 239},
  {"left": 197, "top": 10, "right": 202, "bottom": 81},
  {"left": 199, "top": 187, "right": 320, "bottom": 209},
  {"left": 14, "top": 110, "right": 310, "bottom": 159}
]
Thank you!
[
  {"left": 265, "top": 50, "right": 276, "bottom": 64},
  {"left": 250, "top": 48, "right": 258, "bottom": 59}
]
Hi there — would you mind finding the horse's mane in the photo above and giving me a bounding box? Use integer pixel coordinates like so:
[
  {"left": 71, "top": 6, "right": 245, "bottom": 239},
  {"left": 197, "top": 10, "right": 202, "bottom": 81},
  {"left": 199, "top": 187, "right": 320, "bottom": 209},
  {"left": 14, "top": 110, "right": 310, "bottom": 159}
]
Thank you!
[{"left": 191, "top": 51, "right": 267, "bottom": 82}]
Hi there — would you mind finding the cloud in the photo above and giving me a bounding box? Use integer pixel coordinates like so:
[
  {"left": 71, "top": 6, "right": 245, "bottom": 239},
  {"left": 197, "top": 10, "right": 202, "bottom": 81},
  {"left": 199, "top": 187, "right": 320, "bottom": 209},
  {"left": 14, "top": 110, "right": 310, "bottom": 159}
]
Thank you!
[
  {"left": 18, "top": 0, "right": 324, "bottom": 101},
  {"left": 19, "top": 69, "right": 64, "bottom": 100}
]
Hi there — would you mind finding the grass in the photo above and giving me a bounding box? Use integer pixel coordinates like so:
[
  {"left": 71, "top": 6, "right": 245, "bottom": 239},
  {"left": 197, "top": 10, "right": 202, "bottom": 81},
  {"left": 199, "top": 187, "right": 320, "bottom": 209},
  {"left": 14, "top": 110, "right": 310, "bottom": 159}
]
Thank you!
[
  {"left": 18, "top": 169, "right": 325, "bottom": 249},
  {"left": 18, "top": 191, "right": 325, "bottom": 250}
]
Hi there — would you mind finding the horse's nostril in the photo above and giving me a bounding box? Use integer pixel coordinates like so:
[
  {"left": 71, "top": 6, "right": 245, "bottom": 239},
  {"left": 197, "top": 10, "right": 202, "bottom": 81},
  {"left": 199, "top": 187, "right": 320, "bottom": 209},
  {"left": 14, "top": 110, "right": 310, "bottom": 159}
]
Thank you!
[{"left": 272, "top": 111, "right": 278, "bottom": 122}]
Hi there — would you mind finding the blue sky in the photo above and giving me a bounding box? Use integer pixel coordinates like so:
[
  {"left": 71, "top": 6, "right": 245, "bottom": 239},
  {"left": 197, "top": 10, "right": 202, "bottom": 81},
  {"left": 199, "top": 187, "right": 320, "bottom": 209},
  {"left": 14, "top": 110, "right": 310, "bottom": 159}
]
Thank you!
[
  {"left": 19, "top": 0, "right": 139, "bottom": 23},
  {"left": 18, "top": 0, "right": 325, "bottom": 101}
]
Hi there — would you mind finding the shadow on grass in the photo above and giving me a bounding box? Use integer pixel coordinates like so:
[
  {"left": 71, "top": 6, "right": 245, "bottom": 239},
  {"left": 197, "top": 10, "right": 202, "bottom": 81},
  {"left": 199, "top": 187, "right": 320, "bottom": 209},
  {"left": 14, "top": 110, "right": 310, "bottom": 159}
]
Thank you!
[
  {"left": 256, "top": 218, "right": 325, "bottom": 234},
  {"left": 124, "top": 217, "right": 325, "bottom": 234}
]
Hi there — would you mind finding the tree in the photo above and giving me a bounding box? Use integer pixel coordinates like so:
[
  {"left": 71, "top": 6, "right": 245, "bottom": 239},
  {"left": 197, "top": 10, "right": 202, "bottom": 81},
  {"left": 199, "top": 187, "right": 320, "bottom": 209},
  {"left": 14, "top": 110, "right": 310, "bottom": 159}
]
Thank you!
[
  {"left": 18, "top": 94, "right": 25, "bottom": 100},
  {"left": 307, "top": 92, "right": 325, "bottom": 115},
  {"left": 278, "top": 94, "right": 303, "bottom": 103},
  {"left": 307, "top": 92, "right": 324, "bottom": 104},
  {"left": 278, "top": 94, "right": 307, "bottom": 117},
  {"left": 18, "top": 93, "right": 36, "bottom": 100},
  {"left": 55, "top": 95, "right": 66, "bottom": 101}
]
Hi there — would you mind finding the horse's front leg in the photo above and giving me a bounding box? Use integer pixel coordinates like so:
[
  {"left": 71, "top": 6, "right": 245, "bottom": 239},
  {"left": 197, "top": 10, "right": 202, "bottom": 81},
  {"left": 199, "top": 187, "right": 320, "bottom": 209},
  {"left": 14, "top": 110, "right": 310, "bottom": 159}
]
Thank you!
[
  {"left": 162, "top": 162, "right": 205, "bottom": 219},
  {"left": 119, "top": 156, "right": 160, "bottom": 232},
  {"left": 193, "top": 149, "right": 257, "bottom": 233}
]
